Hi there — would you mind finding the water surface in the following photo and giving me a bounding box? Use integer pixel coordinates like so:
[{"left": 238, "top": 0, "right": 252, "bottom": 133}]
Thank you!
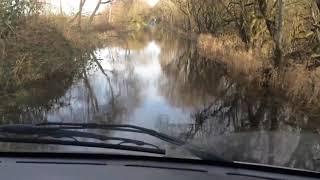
[{"left": 1, "top": 30, "right": 320, "bottom": 171}]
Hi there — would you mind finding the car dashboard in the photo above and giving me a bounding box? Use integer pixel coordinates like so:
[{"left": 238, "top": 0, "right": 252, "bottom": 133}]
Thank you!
[{"left": 0, "top": 152, "right": 318, "bottom": 180}]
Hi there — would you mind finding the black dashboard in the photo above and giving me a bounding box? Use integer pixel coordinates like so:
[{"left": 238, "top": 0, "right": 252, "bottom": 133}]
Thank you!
[{"left": 0, "top": 152, "right": 318, "bottom": 180}]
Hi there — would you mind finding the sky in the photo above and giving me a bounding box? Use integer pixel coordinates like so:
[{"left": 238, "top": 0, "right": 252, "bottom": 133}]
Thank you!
[{"left": 47, "top": 0, "right": 159, "bottom": 15}]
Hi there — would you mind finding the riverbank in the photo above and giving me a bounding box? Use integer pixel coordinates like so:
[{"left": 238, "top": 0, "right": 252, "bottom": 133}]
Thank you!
[
  {"left": 0, "top": 14, "right": 133, "bottom": 89},
  {"left": 1, "top": 18, "right": 85, "bottom": 90},
  {"left": 0, "top": 14, "right": 134, "bottom": 114},
  {"left": 197, "top": 34, "right": 320, "bottom": 113}
]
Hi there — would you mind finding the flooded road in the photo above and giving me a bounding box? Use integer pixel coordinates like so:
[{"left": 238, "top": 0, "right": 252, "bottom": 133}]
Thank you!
[
  {"left": 1, "top": 30, "right": 320, "bottom": 171},
  {"left": 44, "top": 40, "right": 191, "bottom": 128}
]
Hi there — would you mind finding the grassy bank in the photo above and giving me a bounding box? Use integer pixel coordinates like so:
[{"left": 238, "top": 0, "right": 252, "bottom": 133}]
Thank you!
[
  {"left": 0, "top": 13, "right": 122, "bottom": 89},
  {"left": 198, "top": 34, "right": 320, "bottom": 112},
  {"left": 2, "top": 18, "right": 85, "bottom": 89},
  {"left": 152, "top": 0, "right": 320, "bottom": 112},
  {"left": 0, "top": 13, "right": 119, "bottom": 114},
  {"left": 0, "top": 0, "right": 146, "bottom": 107}
]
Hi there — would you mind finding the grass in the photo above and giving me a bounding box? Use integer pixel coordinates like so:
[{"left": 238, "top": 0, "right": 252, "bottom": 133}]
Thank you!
[
  {"left": 0, "top": 12, "right": 137, "bottom": 89},
  {"left": 197, "top": 34, "right": 266, "bottom": 82},
  {"left": 1, "top": 18, "right": 75, "bottom": 85},
  {"left": 197, "top": 34, "right": 320, "bottom": 112},
  {"left": 271, "top": 65, "right": 320, "bottom": 110},
  {"left": 0, "top": 15, "right": 107, "bottom": 92},
  {"left": 0, "top": 13, "right": 133, "bottom": 118}
]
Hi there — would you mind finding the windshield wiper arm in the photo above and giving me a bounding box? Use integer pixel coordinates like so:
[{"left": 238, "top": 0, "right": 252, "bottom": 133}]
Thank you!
[
  {"left": 36, "top": 123, "right": 229, "bottom": 162},
  {"left": 0, "top": 137, "right": 165, "bottom": 155},
  {"left": 36, "top": 123, "right": 185, "bottom": 146},
  {"left": 0, "top": 125, "right": 160, "bottom": 149},
  {"left": 0, "top": 124, "right": 164, "bottom": 155},
  {"left": 0, "top": 123, "right": 229, "bottom": 162}
]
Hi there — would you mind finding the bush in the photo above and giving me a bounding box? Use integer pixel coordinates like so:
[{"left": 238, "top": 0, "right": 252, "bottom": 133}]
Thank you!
[
  {"left": 0, "top": 18, "right": 79, "bottom": 91},
  {"left": 0, "top": 0, "right": 41, "bottom": 38}
]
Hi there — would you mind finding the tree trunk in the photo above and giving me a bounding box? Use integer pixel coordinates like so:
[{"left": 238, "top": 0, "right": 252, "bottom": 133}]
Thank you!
[
  {"left": 316, "top": 0, "right": 320, "bottom": 9},
  {"left": 312, "top": 0, "right": 320, "bottom": 43},
  {"left": 88, "top": 0, "right": 103, "bottom": 25},
  {"left": 78, "top": 0, "right": 85, "bottom": 29},
  {"left": 274, "top": 0, "right": 284, "bottom": 67},
  {"left": 0, "top": 39, "right": 6, "bottom": 57},
  {"left": 59, "top": 0, "right": 63, "bottom": 15},
  {"left": 109, "top": 4, "right": 112, "bottom": 22},
  {"left": 69, "top": 0, "right": 86, "bottom": 28},
  {"left": 258, "top": 0, "right": 276, "bottom": 39}
]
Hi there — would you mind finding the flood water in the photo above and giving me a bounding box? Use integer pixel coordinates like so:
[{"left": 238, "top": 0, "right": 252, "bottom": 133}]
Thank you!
[{"left": 1, "top": 29, "right": 320, "bottom": 171}]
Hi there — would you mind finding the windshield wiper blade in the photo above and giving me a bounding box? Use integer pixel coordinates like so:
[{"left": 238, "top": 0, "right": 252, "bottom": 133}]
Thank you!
[
  {"left": 0, "top": 124, "right": 164, "bottom": 155},
  {"left": 0, "top": 137, "right": 165, "bottom": 155},
  {"left": 36, "top": 123, "right": 185, "bottom": 145},
  {"left": 0, "top": 123, "right": 229, "bottom": 162},
  {"left": 0, "top": 124, "right": 160, "bottom": 149},
  {"left": 36, "top": 123, "right": 229, "bottom": 162}
]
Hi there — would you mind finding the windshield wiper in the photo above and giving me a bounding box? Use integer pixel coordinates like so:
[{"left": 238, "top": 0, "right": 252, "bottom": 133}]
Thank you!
[
  {"left": 0, "top": 137, "right": 165, "bottom": 155},
  {"left": 0, "top": 124, "right": 160, "bottom": 148},
  {"left": 0, "top": 123, "right": 228, "bottom": 162},
  {"left": 39, "top": 123, "right": 185, "bottom": 145},
  {"left": 0, "top": 123, "right": 166, "bottom": 155}
]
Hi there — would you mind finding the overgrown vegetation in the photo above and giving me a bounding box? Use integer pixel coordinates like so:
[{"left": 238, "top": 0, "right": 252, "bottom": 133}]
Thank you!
[
  {"left": 0, "top": 0, "right": 109, "bottom": 91},
  {"left": 0, "top": 0, "right": 107, "bottom": 116},
  {"left": 154, "top": 0, "right": 320, "bottom": 109},
  {"left": 105, "top": 0, "right": 151, "bottom": 29},
  {"left": 2, "top": 0, "right": 319, "bottom": 117},
  {"left": 0, "top": 0, "right": 154, "bottom": 119}
]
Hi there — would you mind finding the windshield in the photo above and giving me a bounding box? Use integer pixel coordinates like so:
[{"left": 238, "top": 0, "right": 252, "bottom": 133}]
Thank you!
[{"left": 1, "top": 0, "right": 320, "bottom": 172}]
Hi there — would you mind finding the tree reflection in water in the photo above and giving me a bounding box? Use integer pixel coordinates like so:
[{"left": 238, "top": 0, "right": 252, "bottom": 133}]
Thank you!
[
  {"left": 158, "top": 36, "right": 320, "bottom": 171},
  {"left": 0, "top": 45, "right": 144, "bottom": 152},
  {"left": 1, "top": 29, "right": 320, "bottom": 171},
  {"left": 46, "top": 48, "right": 143, "bottom": 125},
  {"left": 0, "top": 44, "right": 143, "bottom": 124}
]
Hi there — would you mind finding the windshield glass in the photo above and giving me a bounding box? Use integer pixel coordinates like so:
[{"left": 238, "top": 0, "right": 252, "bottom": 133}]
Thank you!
[{"left": 1, "top": 0, "right": 320, "bottom": 172}]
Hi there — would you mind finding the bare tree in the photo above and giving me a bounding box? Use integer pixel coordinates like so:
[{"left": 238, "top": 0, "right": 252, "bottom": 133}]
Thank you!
[
  {"left": 312, "top": 0, "right": 320, "bottom": 43},
  {"left": 59, "top": 0, "right": 63, "bottom": 15},
  {"left": 88, "top": 0, "right": 113, "bottom": 25},
  {"left": 69, "top": 0, "right": 87, "bottom": 29},
  {"left": 274, "top": 0, "right": 284, "bottom": 67},
  {"left": 78, "top": 0, "right": 85, "bottom": 28}
]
